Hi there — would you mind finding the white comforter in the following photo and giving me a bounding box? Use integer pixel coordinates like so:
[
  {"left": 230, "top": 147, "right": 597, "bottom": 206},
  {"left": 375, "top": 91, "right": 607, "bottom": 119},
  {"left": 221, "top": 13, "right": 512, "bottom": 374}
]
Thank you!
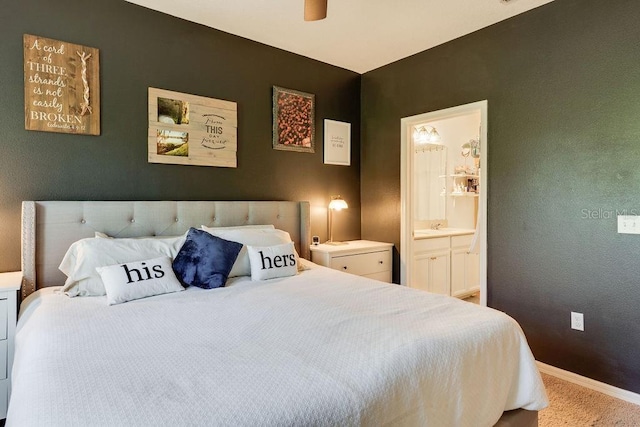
[{"left": 8, "top": 262, "right": 547, "bottom": 427}]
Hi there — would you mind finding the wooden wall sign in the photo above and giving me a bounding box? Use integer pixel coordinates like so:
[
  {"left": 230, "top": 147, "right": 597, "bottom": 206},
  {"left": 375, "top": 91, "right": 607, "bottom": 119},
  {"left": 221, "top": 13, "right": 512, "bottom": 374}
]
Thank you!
[
  {"left": 148, "top": 88, "right": 237, "bottom": 168},
  {"left": 23, "top": 34, "right": 100, "bottom": 135}
]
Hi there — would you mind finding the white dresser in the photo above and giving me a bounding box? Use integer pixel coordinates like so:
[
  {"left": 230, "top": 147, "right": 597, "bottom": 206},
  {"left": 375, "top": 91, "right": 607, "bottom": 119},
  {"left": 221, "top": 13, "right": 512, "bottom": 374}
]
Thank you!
[
  {"left": 310, "top": 240, "right": 393, "bottom": 283},
  {"left": 0, "top": 272, "right": 21, "bottom": 420}
]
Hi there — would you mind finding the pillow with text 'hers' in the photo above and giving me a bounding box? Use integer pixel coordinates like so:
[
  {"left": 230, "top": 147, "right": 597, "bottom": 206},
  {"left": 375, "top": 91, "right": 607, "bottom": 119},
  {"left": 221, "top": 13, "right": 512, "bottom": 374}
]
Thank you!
[
  {"left": 96, "top": 256, "right": 184, "bottom": 305},
  {"left": 201, "top": 227, "right": 294, "bottom": 277},
  {"left": 247, "top": 242, "right": 298, "bottom": 281}
]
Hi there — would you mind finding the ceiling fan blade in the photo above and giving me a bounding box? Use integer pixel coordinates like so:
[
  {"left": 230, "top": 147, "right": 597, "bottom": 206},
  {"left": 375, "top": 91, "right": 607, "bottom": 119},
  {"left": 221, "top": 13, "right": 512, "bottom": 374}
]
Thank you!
[{"left": 304, "top": 0, "right": 327, "bottom": 21}]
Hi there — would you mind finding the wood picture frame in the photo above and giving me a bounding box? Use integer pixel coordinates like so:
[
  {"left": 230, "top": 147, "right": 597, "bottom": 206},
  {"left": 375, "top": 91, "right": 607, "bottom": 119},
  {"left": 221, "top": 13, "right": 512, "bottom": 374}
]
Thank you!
[
  {"left": 323, "top": 119, "right": 351, "bottom": 166},
  {"left": 272, "top": 86, "right": 315, "bottom": 153},
  {"left": 23, "top": 34, "right": 100, "bottom": 135},
  {"left": 148, "top": 87, "right": 237, "bottom": 168}
]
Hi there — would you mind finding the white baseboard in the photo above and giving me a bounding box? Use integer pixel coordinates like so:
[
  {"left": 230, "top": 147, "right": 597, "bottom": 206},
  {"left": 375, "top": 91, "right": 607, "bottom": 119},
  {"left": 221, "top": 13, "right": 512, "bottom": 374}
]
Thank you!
[{"left": 537, "top": 361, "right": 640, "bottom": 406}]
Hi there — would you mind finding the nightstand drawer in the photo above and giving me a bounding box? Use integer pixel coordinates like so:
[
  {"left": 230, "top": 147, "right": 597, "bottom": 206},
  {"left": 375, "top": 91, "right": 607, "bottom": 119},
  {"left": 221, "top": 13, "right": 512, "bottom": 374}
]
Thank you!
[
  {"left": 0, "top": 299, "right": 6, "bottom": 340},
  {"left": 362, "top": 271, "right": 392, "bottom": 282},
  {"left": 330, "top": 250, "right": 391, "bottom": 276},
  {"left": 310, "top": 240, "right": 394, "bottom": 283},
  {"left": 0, "top": 271, "right": 21, "bottom": 420},
  {"left": 0, "top": 341, "right": 6, "bottom": 379},
  {"left": 0, "top": 378, "right": 6, "bottom": 419}
]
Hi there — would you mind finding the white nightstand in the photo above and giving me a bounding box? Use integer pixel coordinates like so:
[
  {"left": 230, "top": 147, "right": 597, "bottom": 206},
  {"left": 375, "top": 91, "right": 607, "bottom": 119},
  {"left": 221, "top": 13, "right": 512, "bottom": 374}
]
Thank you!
[
  {"left": 310, "top": 240, "right": 393, "bottom": 283},
  {"left": 0, "top": 272, "right": 21, "bottom": 419}
]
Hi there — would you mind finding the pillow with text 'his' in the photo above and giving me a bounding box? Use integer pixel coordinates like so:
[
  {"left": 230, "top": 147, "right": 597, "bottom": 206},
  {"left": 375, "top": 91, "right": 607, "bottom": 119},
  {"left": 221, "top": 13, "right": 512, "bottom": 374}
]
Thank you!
[
  {"left": 96, "top": 256, "right": 184, "bottom": 305},
  {"left": 247, "top": 242, "right": 298, "bottom": 281},
  {"left": 172, "top": 228, "right": 243, "bottom": 289},
  {"left": 59, "top": 234, "right": 187, "bottom": 297},
  {"left": 201, "top": 227, "right": 294, "bottom": 277}
]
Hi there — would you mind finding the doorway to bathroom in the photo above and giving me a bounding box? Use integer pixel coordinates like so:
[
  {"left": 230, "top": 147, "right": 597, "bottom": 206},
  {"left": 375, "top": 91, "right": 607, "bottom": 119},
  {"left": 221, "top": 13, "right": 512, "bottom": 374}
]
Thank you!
[{"left": 400, "top": 100, "right": 488, "bottom": 306}]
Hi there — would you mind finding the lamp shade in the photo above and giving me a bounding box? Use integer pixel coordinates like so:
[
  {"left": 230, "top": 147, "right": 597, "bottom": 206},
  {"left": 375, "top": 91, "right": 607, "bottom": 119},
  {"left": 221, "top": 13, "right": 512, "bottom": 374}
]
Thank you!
[
  {"left": 413, "top": 125, "right": 441, "bottom": 144},
  {"left": 428, "top": 127, "right": 441, "bottom": 142},
  {"left": 328, "top": 196, "right": 348, "bottom": 211}
]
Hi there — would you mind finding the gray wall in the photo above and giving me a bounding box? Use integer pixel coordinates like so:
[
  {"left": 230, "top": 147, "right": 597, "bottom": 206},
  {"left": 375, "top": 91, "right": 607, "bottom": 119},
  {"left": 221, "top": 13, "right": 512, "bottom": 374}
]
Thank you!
[
  {"left": 361, "top": 0, "right": 640, "bottom": 393},
  {"left": 0, "top": 0, "right": 361, "bottom": 272}
]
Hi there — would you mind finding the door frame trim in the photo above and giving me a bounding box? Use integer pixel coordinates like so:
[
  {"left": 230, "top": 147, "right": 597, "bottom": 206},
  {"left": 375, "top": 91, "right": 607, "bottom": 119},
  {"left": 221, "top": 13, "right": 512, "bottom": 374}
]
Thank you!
[{"left": 400, "top": 100, "right": 488, "bottom": 305}]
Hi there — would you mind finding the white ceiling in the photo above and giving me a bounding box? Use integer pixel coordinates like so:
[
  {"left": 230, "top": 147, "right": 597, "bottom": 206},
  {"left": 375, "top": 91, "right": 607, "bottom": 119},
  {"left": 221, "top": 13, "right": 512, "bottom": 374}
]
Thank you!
[{"left": 126, "top": 0, "right": 554, "bottom": 74}]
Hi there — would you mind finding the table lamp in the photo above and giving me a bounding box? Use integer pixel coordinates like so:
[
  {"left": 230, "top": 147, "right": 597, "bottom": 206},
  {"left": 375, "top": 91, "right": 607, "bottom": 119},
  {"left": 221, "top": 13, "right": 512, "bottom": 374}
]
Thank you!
[{"left": 327, "top": 195, "right": 348, "bottom": 245}]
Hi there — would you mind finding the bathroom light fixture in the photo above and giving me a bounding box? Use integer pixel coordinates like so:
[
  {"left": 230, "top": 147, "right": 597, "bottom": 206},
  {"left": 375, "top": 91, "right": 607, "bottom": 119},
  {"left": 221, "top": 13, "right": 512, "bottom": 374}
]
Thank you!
[
  {"left": 413, "top": 125, "right": 441, "bottom": 144},
  {"left": 304, "top": 0, "right": 327, "bottom": 21},
  {"left": 327, "top": 195, "right": 348, "bottom": 245}
]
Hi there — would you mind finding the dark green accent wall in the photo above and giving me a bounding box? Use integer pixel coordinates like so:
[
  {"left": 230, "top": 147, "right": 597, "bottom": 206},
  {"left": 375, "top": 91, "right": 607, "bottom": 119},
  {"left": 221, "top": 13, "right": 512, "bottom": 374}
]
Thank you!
[
  {"left": 361, "top": 0, "right": 640, "bottom": 393},
  {"left": 0, "top": 0, "right": 361, "bottom": 272}
]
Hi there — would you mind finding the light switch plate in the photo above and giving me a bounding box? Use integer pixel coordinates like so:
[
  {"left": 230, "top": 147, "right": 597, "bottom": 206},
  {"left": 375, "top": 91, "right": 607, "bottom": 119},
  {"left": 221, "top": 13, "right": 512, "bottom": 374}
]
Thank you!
[
  {"left": 617, "top": 215, "right": 640, "bottom": 234},
  {"left": 571, "top": 312, "right": 584, "bottom": 331}
]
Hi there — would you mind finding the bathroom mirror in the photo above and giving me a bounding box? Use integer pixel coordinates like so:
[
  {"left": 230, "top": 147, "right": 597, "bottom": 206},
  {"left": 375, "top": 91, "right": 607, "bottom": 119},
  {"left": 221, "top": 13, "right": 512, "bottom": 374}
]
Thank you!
[{"left": 414, "top": 144, "right": 446, "bottom": 223}]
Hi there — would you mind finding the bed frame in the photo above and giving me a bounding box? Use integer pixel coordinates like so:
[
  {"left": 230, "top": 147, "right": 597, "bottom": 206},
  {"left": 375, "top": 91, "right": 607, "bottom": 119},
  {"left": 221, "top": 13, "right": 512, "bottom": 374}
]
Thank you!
[
  {"left": 18, "top": 200, "right": 537, "bottom": 426},
  {"left": 20, "top": 200, "right": 311, "bottom": 300}
]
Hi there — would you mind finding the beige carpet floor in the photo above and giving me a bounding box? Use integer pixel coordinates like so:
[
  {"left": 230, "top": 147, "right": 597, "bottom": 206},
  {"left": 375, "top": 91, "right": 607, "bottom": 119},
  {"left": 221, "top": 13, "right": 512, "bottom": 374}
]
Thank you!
[
  {"left": 459, "top": 296, "right": 640, "bottom": 425},
  {"left": 539, "top": 373, "right": 640, "bottom": 426}
]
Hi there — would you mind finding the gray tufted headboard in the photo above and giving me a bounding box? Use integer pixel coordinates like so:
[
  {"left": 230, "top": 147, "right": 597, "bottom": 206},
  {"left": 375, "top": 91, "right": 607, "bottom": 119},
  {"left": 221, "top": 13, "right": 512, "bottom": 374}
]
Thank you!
[{"left": 21, "top": 201, "right": 311, "bottom": 300}]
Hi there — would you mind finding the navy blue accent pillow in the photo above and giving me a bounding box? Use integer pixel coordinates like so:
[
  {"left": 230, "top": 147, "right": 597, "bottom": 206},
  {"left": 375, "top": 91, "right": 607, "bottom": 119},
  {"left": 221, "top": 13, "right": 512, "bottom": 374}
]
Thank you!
[{"left": 172, "top": 228, "right": 243, "bottom": 289}]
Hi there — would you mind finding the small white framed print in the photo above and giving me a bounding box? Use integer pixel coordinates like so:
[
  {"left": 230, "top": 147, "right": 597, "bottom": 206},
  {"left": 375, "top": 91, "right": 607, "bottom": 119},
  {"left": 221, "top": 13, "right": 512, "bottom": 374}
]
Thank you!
[{"left": 323, "top": 119, "right": 351, "bottom": 166}]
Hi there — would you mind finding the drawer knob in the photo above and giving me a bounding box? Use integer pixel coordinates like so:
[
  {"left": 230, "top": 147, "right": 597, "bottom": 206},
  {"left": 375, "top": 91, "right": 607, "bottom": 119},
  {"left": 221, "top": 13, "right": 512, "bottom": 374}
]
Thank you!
[
  {"left": 378, "top": 260, "right": 384, "bottom": 264},
  {"left": 342, "top": 266, "right": 348, "bottom": 270}
]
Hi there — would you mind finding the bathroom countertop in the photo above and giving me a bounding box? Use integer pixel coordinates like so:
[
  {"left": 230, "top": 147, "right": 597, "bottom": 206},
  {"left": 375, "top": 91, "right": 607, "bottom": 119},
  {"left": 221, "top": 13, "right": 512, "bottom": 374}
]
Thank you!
[{"left": 413, "top": 228, "right": 475, "bottom": 239}]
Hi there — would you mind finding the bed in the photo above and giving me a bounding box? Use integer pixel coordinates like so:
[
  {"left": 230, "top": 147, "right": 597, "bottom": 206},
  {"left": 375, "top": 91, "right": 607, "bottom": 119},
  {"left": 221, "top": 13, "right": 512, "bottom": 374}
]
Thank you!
[{"left": 7, "top": 200, "right": 547, "bottom": 426}]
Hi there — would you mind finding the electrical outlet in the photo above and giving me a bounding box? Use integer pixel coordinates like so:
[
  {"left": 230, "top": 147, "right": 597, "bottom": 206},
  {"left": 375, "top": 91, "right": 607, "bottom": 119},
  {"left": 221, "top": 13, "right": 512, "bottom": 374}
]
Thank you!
[{"left": 571, "top": 312, "right": 584, "bottom": 331}]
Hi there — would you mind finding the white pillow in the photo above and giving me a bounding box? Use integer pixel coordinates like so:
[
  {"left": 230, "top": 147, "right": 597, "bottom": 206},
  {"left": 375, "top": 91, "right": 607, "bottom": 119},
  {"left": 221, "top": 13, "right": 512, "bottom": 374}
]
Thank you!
[
  {"left": 247, "top": 242, "right": 298, "bottom": 281},
  {"left": 201, "top": 224, "right": 274, "bottom": 231},
  {"left": 97, "top": 256, "right": 184, "bottom": 305},
  {"left": 59, "top": 235, "right": 186, "bottom": 297},
  {"left": 201, "top": 228, "right": 293, "bottom": 277},
  {"left": 94, "top": 232, "right": 184, "bottom": 239}
]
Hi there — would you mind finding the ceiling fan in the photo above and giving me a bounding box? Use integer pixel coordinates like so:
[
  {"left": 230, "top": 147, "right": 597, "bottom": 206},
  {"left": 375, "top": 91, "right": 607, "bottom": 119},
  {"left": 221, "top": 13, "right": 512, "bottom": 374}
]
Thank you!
[{"left": 304, "top": 0, "right": 327, "bottom": 21}]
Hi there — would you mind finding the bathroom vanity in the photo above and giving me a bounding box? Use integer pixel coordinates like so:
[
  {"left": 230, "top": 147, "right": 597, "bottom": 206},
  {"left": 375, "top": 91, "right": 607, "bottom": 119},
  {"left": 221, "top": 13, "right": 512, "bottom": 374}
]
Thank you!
[{"left": 412, "top": 229, "right": 479, "bottom": 298}]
